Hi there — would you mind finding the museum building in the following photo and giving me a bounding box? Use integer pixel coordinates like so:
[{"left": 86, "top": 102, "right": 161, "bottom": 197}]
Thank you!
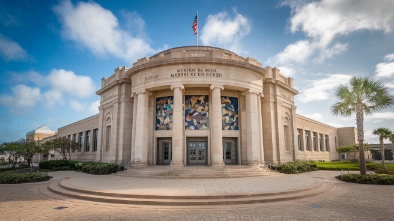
[{"left": 35, "top": 46, "right": 357, "bottom": 166}]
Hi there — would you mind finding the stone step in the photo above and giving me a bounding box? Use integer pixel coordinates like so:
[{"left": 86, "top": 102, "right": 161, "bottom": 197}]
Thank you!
[
  {"left": 115, "top": 165, "right": 276, "bottom": 178},
  {"left": 47, "top": 179, "right": 335, "bottom": 206}
]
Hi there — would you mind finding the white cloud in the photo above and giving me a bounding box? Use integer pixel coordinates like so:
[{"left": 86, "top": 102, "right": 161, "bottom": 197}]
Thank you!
[
  {"left": 89, "top": 100, "right": 100, "bottom": 114},
  {"left": 53, "top": 0, "right": 156, "bottom": 63},
  {"left": 299, "top": 74, "right": 352, "bottom": 103},
  {"left": 304, "top": 113, "right": 323, "bottom": 121},
  {"left": 365, "top": 112, "right": 394, "bottom": 123},
  {"left": 272, "top": 0, "right": 394, "bottom": 65},
  {"left": 269, "top": 40, "right": 313, "bottom": 64},
  {"left": 200, "top": 9, "right": 251, "bottom": 53},
  {"left": 0, "top": 85, "right": 41, "bottom": 108},
  {"left": 0, "top": 34, "right": 27, "bottom": 61},
  {"left": 375, "top": 53, "right": 394, "bottom": 78},
  {"left": 276, "top": 66, "right": 296, "bottom": 77},
  {"left": 70, "top": 100, "right": 87, "bottom": 112},
  {"left": 47, "top": 69, "right": 95, "bottom": 98},
  {"left": 43, "top": 90, "right": 63, "bottom": 108}
]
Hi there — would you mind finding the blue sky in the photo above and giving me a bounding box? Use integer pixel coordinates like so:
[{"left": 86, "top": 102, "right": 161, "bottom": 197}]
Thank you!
[{"left": 1, "top": 0, "right": 394, "bottom": 144}]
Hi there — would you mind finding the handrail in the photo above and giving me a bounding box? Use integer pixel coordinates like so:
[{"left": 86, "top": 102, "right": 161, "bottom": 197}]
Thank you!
[
  {"left": 222, "top": 160, "right": 227, "bottom": 178},
  {"left": 254, "top": 157, "right": 259, "bottom": 168},
  {"left": 167, "top": 161, "right": 173, "bottom": 179},
  {"left": 120, "top": 161, "right": 132, "bottom": 170},
  {"left": 134, "top": 158, "right": 141, "bottom": 169},
  {"left": 264, "top": 161, "right": 272, "bottom": 174}
]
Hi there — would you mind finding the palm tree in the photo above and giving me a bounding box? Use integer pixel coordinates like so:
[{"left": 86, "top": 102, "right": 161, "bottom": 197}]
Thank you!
[
  {"left": 331, "top": 76, "right": 394, "bottom": 175},
  {"left": 372, "top": 128, "right": 392, "bottom": 171}
]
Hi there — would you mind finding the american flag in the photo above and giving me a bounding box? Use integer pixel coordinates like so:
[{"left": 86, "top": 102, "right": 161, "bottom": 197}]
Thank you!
[{"left": 192, "top": 14, "right": 197, "bottom": 35}]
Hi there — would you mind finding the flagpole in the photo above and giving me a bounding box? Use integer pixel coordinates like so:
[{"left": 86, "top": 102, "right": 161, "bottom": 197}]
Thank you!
[{"left": 196, "top": 11, "right": 198, "bottom": 46}]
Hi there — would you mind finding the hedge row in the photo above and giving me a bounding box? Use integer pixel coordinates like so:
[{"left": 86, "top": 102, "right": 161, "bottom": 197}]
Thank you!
[
  {"left": 39, "top": 160, "right": 124, "bottom": 175},
  {"left": 336, "top": 174, "right": 394, "bottom": 185},
  {"left": 276, "top": 161, "right": 318, "bottom": 174},
  {"left": 75, "top": 162, "right": 123, "bottom": 175},
  {"left": 0, "top": 172, "right": 51, "bottom": 184},
  {"left": 39, "top": 160, "right": 78, "bottom": 171}
]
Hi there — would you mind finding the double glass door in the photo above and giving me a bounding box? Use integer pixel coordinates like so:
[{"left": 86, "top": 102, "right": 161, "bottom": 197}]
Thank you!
[{"left": 188, "top": 140, "right": 207, "bottom": 165}]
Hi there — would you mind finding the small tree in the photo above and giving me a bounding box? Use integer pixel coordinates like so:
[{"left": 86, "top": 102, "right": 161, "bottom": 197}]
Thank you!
[
  {"left": 42, "top": 137, "right": 79, "bottom": 161},
  {"left": 373, "top": 128, "right": 392, "bottom": 170},
  {"left": 18, "top": 139, "right": 41, "bottom": 167},
  {"left": 0, "top": 142, "right": 22, "bottom": 168},
  {"left": 337, "top": 144, "right": 369, "bottom": 162}
]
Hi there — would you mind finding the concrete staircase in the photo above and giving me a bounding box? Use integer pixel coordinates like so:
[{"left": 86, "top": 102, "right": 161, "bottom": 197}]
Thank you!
[
  {"left": 47, "top": 178, "right": 335, "bottom": 206},
  {"left": 115, "top": 165, "right": 277, "bottom": 178}
]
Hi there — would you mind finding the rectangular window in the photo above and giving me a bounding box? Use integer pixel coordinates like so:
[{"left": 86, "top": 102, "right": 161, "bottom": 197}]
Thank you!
[
  {"left": 284, "top": 125, "right": 289, "bottom": 151},
  {"left": 325, "top": 135, "right": 330, "bottom": 151},
  {"left": 297, "top": 129, "right": 302, "bottom": 151},
  {"left": 85, "top": 130, "right": 90, "bottom": 152},
  {"left": 73, "top": 134, "right": 77, "bottom": 143},
  {"left": 93, "top": 129, "right": 98, "bottom": 152},
  {"left": 78, "top": 132, "right": 83, "bottom": 152},
  {"left": 319, "top": 134, "right": 323, "bottom": 151},
  {"left": 67, "top": 135, "right": 71, "bottom": 140},
  {"left": 106, "top": 126, "right": 111, "bottom": 151},
  {"left": 313, "top": 132, "right": 317, "bottom": 151},
  {"left": 305, "top": 130, "right": 310, "bottom": 151}
]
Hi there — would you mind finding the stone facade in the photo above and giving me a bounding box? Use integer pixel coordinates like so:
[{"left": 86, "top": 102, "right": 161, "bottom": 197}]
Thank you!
[
  {"left": 40, "top": 115, "right": 99, "bottom": 161},
  {"left": 32, "top": 46, "right": 359, "bottom": 165}
]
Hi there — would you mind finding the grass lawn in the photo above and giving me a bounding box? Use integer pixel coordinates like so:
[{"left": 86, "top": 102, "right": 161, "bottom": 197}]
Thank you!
[
  {"left": 315, "top": 161, "right": 394, "bottom": 172},
  {"left": 315, "top": 161, "right": 362, "bottom": 170}
]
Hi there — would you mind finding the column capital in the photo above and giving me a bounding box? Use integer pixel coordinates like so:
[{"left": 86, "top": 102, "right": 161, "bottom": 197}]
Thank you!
[
  {"left": 242, "top": 89, "right": 263, "bottom": 97},
  {"left": 171, "top": 84, "right": 184, "bottom": 90},
  {"left": 133, "top": 90, "right": 152, "bottom": 96},
  {"left": 210, "top": 84, "right": 224, "bottom": 90}
]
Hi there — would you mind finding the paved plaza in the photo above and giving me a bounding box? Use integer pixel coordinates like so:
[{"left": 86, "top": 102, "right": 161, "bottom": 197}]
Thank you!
[{"left": 1, "top": 170, "right": 394, "bottom": 221}]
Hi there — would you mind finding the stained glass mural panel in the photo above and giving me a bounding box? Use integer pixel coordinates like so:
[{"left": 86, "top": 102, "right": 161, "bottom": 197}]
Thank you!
[
  {"left": 156, "top": 96, "right": 173, "bottom": 130},
  {"left": 185, "top": 95, "right": 209, "bottom": 130},
  {"left": 221, "top": 96, "right": 239, "bottom": 130}
]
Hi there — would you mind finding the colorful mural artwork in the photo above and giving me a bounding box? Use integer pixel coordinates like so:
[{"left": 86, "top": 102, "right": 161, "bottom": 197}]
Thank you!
[
  {"left": 156, "top": 96, "right": 173, "bottom": 130},
  {"left": 221, "top": 96, "right": 239, "bottom": 130},
  {"left": 185, "top": 95, "right": 209, "bottom": 130}
]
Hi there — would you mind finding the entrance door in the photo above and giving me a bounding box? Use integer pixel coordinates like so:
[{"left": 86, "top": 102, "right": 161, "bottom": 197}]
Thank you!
[
  {"left": 223, "top": 138, "right": 238, "bottom": 165},
  {"left": 187, "top": 140, "right": 207, "bottom": 165},
  {"left": 157, "top": 138, "right": 172, "bottom": 165}
]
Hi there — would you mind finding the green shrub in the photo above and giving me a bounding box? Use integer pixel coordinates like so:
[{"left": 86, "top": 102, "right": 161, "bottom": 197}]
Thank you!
[
  {"left": 80, "top": 162, "right": 119, "bottom": 175},
  {"left": 276, "top": 161, "right": 318, "bottom": 174},
  {"left": 39, "top": 160, "right": 78, "bottom": 171},
  {"left": 38, "top": 160, "right": 123, "bottom": 175},
  {"left": 0, "top": 172, "right": 51, "bottom": 184},
  {"left": 336, "top": 174, "right": 394, "bottom": 185}
]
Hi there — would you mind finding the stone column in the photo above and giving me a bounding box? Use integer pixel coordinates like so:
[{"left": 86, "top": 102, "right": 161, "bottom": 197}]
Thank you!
[
  {"left": 131, "top": 93, "right": 138, "bottom": 162},
  {"left": 210, "top": 84, "right": 224, "bottom": 166},
  {"left": 133, "top": 90, "right": 150, "bottom": 166},
  {"left": 171, "top": 84, "right": 184, "bottom": 166},
  {"left": 243, "top": 90, "right": 261, "bottom": 165}
]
